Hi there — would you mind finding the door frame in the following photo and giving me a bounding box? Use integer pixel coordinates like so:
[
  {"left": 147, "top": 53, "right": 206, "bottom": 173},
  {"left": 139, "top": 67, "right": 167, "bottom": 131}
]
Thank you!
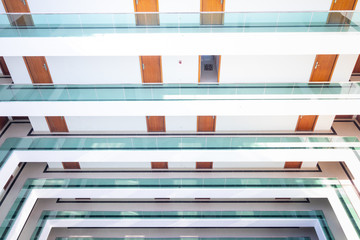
[
  {"left": 198, "top": 55, "right": 221, "bottom": 83},
  {"left": 295, "top": 115, "right": 319, "bottom": 131},
  {"left": 139, "top": 56, "right": 163, "bottom": 84},
  {"left": 309, "top": 55, "right": 338, "bottom": 82},
  {"left": 23, "top": 56, "right": 53, "bottom": 84}
]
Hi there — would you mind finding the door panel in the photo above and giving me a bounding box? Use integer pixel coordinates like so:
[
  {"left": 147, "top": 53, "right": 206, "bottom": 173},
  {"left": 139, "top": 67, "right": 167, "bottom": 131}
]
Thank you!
[
  {"left": 147, "top": 116, "right": 165, "bottom": 132},
  {"left": 196, "top": 162, "right": 213, "bottom": 169},
  {"left": 2, "top": 0, "right": 34, "bottom": 26},
  {"left": 151, "top": 162, "right": 168, "bottom": 169},
  {"left": 197, "top": 116, "right": 216, "bottom": 132},
  {"left": 134, "top": 0, "right": 159, "bottom": 25},
  {"left": 0, "top": 117, "right": 9, "bottom": 130},
  {"left": 24, "top": 57, "right": 53, "bottom": 84},
  {"left": 295, "top": 115, "right": 318, "bottom": 131},
  {"left": 201, "top": 0, "right": 225, "bottom": 25},
  {"left": 309, "top": 55, "right": 338, "bottom": 82},
  {"left": 353, "top": 55, "right": 360, "bottom": 73},
  {"left": 46, "top": 116, "right": 69, "bottom": 132},
  {"left": 330, "top": 0, "right": 357, "bottom": 10},
  {"left": 0, "top": 57, "right": 10, "bottom": 75},
  {"left": 62, "top": 162, "right": 81, "bottom": 169},
  {"left": 328, "top": 0, "right": 357, "bottom": 24},
  {"left": 140, "top": 56, "right": 162, "bottom": 83},
  {"left": 284, "top": 162, "right": 303, "bottom": 169}
]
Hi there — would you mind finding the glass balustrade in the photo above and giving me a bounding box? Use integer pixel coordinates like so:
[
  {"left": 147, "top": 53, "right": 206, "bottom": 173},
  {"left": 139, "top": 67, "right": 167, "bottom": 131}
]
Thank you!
[
  {"left": 1, "top": 83, "right": 360, "bottom": 101},
  {"left": 0, "top": 12, "right": 360, "bottom": 37},
  {"left": 31, "top": 210, "right": 330, "bottom": 240},
  {"left": 0, "top": 177, "right": 355, "bottom": 240}
]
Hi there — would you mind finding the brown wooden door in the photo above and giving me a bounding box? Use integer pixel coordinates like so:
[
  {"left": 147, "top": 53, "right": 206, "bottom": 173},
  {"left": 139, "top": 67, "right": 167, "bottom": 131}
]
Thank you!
[
  {"left": 295, "top": 115, "right": 318, "bottom": 131},
  {"left": 330, "top": 0, "right": 357, "bottom": 10},
  {"left": 147, "top": 116, "right": 165, "bottom": 132},
  {"left": 46, "top": 116, "right": 69, "bottom": 132},
  {"left": 62, "top": 162, "right": 81, "bottom": 169},
  {"left": 0, "top": 117, "right": 9, "bottom": 130},
  {"left": 24, "top": 57, "right": 53, "bottom": 84},
  {"left": 0, "top": 57, "right": 10, "bottom": 75},
  {"left": 197, "top": 116, "right": 216, "bottom": 132},
  {"left": 353, "top": 55, "right": 360, "bottom": 74},
  {"left": 196, "top": 162, "right": 213, "bottom": 169},
  {"left": 151, "top": 162, "right": 168, "bottom": 169},
  {"left": 2, "top": 0, "right": 34, "bottom": 26},
  {"left": 328, "top": 0, "right": 357, "bottom": 24},
  {"left": 201, "top": 0, "right": 225, "bottom": 25},
  {"left": 309, "top": 55, "right": 338, "bottom": 82},
  {"left": 134, "top": 0, "right": 159, "bottom": 25},
  {"left": 140, "top": 56, "right": 162, "bottom": 83},
  {"left": 284, "top": 162, "right": 303, "bottom": 169}
]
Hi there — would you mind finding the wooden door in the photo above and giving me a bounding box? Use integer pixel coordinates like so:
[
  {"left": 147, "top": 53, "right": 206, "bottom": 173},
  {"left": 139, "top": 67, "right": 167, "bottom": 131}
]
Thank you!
[
  {"left": 328, "top": 0, "right": 357, "bottom": 24},
  {"left": 24, "top": 57, "right": 53, "bottom": 84},
  {"left": 0, "top": 117, "right": 9, "bottom": 130},
  {"left": 151, "top": 162, "right": 168, "bottom": 169},
  {"left": 353, "top": 55, "right": 360, "bottom": 74},
  {"left": 197, "top": 116, "right": 216, "bottom": 132},
  {"left": 295, "top": 115, "right": 318, "bottom": 131},
  {"left": 201, "top": 0, "right": 225, "bottom": 25},
  {"left": 146, "top": 116, "right": 165, "bottom": 132},
  {"left": 134, "top": 0, "right": 159, "bottom": 25},
  {"left": 46, "top": 116, "right": 69, "bottom": 132},
  {"left": 62, "top": 162, "right": 80, "bottom": 169},
  {"left": 309, "top": 55, "right": 338, "bottom": 82},
  {"left": 140, "top": 56, "right": 162, "bottom": 83},
  {"left": 2, "top": 0, "right": 34, "bottom": 26},
  {"left": 0, "top": 57, "right": 10, "bottom": 75},
  {"left": 196, "top": 162, "right": 213, "bottom": 169},
  {"left": 284, "top": 162, "right": 303, "bottom": 169}
]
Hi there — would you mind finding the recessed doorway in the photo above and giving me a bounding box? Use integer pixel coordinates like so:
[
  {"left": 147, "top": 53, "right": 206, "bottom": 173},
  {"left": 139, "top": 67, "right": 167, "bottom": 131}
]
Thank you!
[{"left": 199, "top": 55, "right": 221, "bottom": 83}]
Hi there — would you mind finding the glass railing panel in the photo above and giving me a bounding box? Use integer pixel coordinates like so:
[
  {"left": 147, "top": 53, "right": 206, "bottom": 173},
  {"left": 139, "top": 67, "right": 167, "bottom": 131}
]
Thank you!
[
  {"left": 0, "top": 12, "right": 360, "bottom": 37},
  {"left": 55, "top": 238, "right": 312, "bottom": 240},
  {"left": 2, "top": 83, "right": 360, "bottom": 101}
]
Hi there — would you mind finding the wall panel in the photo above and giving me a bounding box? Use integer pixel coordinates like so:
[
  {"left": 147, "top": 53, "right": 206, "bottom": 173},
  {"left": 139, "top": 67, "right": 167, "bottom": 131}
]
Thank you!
[
  {"left": 216, "top": 116, "right": 299, "bottom": 132},
  {"left": 29, "top": 116, "right": 49, "bottom": 132},
  {"left": 162, "top": 56, "right": 198, "bottom": 83},
  {"left": 225, "top": 0, "right": 332, "bottom": 11},
  {"left": 165, "top": 116, "right": 197, "bottom": 132},
  {"left": 220, "top": 55, "right": 316, "bottom": 83},
  {"left": 331, "top": 54, "right": 359, "bottom": 82},
  {"left": 46, "top": 56, "right": 141, "bottom": 84},
  {"left": 4, "top": 57, "right": 32, "bottom": 84},
  {"left": 314, "top": 115, "right": 335, "bottom": 131}
]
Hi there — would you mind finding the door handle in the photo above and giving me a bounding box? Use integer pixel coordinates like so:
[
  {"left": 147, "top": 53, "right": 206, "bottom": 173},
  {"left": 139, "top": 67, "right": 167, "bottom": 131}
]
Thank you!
[
  {"left": 334, "top": 0, "right": 337, "bottom": 3},
  {"left": 136, "top": 0, "right": 138, "bottom": 4},
  {"left": 212, "top": 116, "right": 215, "bottom": 119},
  {"left": 21, "top": 0, "right": 26, "bottom": 5},
  {"left": 142, "top": 63, "right": 145, "bottom": 70},
  {"left": 220, "top": 0, "right": 223, "bottom": 4},
  {"left": 43, "top": 64, "right": 48, "bottom": 71},
  {"left": 314, "top": 61, "right": 319, "bottom": 69}
]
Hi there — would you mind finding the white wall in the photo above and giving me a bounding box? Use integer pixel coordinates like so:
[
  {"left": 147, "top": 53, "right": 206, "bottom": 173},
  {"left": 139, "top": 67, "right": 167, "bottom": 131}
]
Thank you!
[
  {"left": 220, "top": 55, "right": 316, "bottom": 83},
  {"left": 29, "top": 115, "right": 333, "bottom": 133},
  {"left": 332, "top": 55, "right": 359, "bottom": 82},
  {"left": 314, "top": 115, "right": 335, "bottom": 131},
  {"left": 66, "top": 116, "right": 147, "bottom": 132},
  {"left": 46, "top": 56, "right": 141, "bottom": 84},
  {"left": 162, "top": 56, "right": 198, "bottom": 84},
  {"left": 216, "top": 116, "right": 299, "bottom": 132},
  {"left": 27, "top": 0, "right": 134, "bottom": 13},
  {"left": 166, "top": 116, "right": 197, "bottom": 132},
  {"left": 225, "top": 0, "right": 332, "bottom": 11},
  {"left": 4, "top": 57, "right": 32, "bottom": 84},
  {"left": 29, "top": 116, "right": 49, "bottom": 131}
]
